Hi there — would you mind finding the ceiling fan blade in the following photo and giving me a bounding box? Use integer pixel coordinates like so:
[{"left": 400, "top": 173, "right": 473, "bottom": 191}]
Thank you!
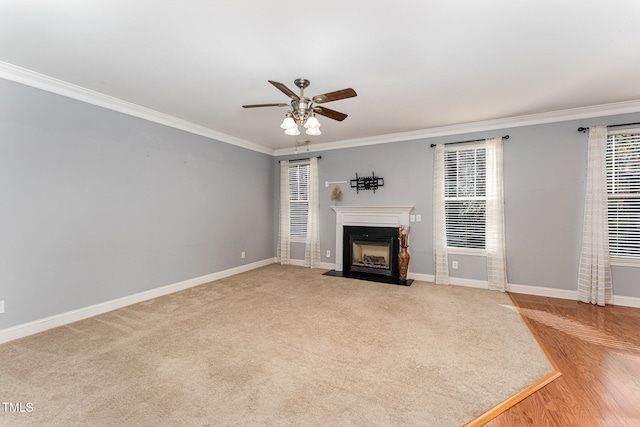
[
  {"left": 312, "top": 88, "right": 357, "bottom": 104},
  {"left": 268, "top": 80, "right": 300, "bottom": 101},
  {"left": 242, "top": 103, "right": 289, "bottom": 108},
  {"left": 313, "top": 106, "right": 348, "bottom": 121}
]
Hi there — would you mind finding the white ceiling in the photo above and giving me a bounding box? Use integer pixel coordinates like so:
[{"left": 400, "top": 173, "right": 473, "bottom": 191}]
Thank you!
[{"left": 2, "top": 1, "right": 640, "bottom": 154}]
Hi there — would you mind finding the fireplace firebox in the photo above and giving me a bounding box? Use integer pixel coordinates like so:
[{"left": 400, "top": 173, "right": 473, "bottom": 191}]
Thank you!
[{"left": 343, "top": 226, "right": 400, "bottom": 280}]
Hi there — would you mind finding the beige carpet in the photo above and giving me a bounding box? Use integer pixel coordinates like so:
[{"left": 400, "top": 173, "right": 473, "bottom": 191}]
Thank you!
[{"left": 0, "top": 264, "right": 554, "bottom": 426}]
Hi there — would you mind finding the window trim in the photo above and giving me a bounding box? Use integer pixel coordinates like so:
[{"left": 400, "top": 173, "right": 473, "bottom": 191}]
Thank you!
[
  {"left": 610, "top": 257, "right": 640, "bottom": 267},
  {"left": 447, "top": 247, "right": 488, "bottom": 256}
]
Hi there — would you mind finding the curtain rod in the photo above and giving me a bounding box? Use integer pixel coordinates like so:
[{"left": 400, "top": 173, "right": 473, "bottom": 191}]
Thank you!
[
  {"left": 429, "top": 135, "right": 509, "bottom": 148},
  {"left": 278, "top": 156, "right": 321, "bottom": 163},
  {"left": 578, "top": 122, "right": 640, "bottom": 133}
]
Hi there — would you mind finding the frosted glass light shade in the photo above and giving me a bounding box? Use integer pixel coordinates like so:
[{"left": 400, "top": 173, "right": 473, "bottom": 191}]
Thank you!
[
  {"left": 284, "top": 126, "right": 300, "bottom": 136},
  {"left": 305, "top": 127, "right": 321, "bottom": 136},
  {"left": 304, "top": 116, "right": 320, "bottom": 129},
  {"left": 280, "top": 117, "right": 296, "bottom": 129}
]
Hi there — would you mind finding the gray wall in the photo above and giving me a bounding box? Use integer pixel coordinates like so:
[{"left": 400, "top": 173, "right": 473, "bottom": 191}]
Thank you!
[
  {"left": 274, "top": 140, "right": 434, "bottom": 273},
  {"left": 3, "top": 75, "right": 638, "bottom": 333},
  {"left": 275, "top": 113, "right": 640, "bottom": 299},
  {"left": 0, "top": 80, "right": 274, "bottom": 329}
]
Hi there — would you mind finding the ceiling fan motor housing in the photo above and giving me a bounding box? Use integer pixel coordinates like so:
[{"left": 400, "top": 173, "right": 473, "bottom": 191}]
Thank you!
[{"left": 291, "top": 98, "right": 311, "bottom": 123}]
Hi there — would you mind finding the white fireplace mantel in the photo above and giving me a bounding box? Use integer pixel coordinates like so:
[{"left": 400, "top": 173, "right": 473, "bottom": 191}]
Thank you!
[{"left": 331, "top": 206, "right": 414, "bottom": 271}]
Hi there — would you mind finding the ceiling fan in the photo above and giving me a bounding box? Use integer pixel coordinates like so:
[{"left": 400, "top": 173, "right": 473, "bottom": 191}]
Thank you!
[{"left": 242, "top": 78, "right": 357, "bottom": 136}]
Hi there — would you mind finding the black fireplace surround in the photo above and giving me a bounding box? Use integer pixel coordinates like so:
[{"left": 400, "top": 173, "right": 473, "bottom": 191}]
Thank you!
[
  {"left": 344, "top": 226, "right": 399, "bottom": 278},
  {"left": 324, "top": 225, "right": 413, "bottom": 286}
]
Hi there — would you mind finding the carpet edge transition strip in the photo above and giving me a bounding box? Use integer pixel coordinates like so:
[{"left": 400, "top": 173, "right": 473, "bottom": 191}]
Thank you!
[{"left": 463, "top": 292, "right": 563, "bottom": 427}]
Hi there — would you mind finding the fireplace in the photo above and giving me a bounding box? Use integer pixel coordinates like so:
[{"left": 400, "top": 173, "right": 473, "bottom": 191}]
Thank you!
[
  {"left": 344, "top": 226, "right": 399, "bottom": 278},
  {"left": 325, "top": 206, "right": 414, "bottom": 286}
]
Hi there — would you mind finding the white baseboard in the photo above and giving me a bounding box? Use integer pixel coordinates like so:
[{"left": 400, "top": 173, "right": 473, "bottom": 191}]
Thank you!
[
  {"left": 318, "top": 261, "right": 336, "bottom": 270},
  {"left": 507, "top": 283, "right": 577, "bottom": 300},
  {"left": 4, "top": 260, "right": 639, "bottom": 345},
  {"left": 409, "top": 274, "right": 640, "bottom": 308},
  {"left": 507, "top": 283, "right": 640, "bottom": 308},
  {"left": 407, "top": 272, "right": 434, "bottom": 282},
  {"left": 0, "top": 258, "right": 277, "bottom": 345},
  {"left": 450, "top": 277, "right": 490, "bottom": 289},
  {"left": 286, "top": 259, "right": 335, "bottom": 270},
  {"left": 612, "top": 294, "right": 640, "bottom": 308},
  {"left": 407, "top": 273, "right": 488, "bottom": 289}
]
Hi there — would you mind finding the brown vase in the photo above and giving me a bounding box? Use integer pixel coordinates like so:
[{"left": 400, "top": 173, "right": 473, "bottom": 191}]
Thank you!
[{"left": 398, "top": 246, "right": 410, "bottom": 281}]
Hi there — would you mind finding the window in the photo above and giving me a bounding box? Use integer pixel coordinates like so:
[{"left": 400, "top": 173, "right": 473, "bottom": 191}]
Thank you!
[
  {"left": 606, "top": 130, "right": 640, "bottom": 260},
  {"left": 444, "top": 147, "right": 486, "bottom": 250},
  {"left": 288, "top": 162, "right": 310, "bottom": 239}
]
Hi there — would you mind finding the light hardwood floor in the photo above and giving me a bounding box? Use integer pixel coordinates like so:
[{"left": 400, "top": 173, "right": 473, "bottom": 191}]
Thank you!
[{"left": 485, "top": 293, "right": 640, "bottom": 427}]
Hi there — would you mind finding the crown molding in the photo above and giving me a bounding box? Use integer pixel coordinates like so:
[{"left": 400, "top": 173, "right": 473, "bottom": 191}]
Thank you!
[
  {"left": 4, "top": 61, "right": 640, "bottom": 158},
  {"left": 273, "top": 99, "right": 640, "bottom": 156},
  {"left": 0, "top": 61, "right": 275, "bottom": 156}
]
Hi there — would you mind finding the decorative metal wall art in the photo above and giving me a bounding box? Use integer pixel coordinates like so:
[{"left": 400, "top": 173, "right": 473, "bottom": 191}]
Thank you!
[{"left": 350, "top": 172, "right": 384, "bottom": 193}]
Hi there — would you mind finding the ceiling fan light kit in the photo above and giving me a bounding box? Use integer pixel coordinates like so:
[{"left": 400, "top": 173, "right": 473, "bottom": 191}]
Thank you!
[
  {"left": 304, "top": 115, "right": 320, "bottom": 129},
  {"left": 243, "top": 78, "right": 356, "bottom": 137},
  {"left": 280, "top": 116, "right": 297, "bottom": 130}
]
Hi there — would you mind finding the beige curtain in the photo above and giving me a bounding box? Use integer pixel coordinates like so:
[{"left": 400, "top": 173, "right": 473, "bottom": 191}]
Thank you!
[
  {"left": 433, "top": 144, "right": 450, "bottom": 285},
  {"left": 276, "top": 160, "right": 291, "bottom": 264},
  {"left": 486, "top": 137, "right": 508, "bottom": 292},
  {"left": 577, "top": 126, "right": 613, "bottom": 306},
  {"left": 304, "top": 157, "right": 321, "bottom": 268}
]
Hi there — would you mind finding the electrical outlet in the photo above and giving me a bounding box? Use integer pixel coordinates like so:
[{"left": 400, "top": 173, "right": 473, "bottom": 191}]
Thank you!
[
  {"left": 0, "top": 300, "right": 4, "bottom": 314},
  {"left": 326, "top": 250, "right": 331, "bottom": 258},
  {"left": 241, "top": 251, "right": 246, "bottom": 259},
  {"left": 452, "top": 261, "right": 459, "bottom": 269}
]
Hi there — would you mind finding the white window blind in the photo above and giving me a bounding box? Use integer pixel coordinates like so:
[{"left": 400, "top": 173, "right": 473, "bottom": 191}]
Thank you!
[
  {"left": 606, "top": 130, "right": 640, "bottom": 260},
  {"left": 289, "top": 162, "right": 310, "bottom": 239},
  {"left": 444, "top": 147, "right": 486, "bottom": 249}
]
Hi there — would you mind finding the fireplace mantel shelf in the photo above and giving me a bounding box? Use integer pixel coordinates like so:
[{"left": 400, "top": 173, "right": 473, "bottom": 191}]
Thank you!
[{"left": 331, "top": 206, "right": 414, "bottom": 214}]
